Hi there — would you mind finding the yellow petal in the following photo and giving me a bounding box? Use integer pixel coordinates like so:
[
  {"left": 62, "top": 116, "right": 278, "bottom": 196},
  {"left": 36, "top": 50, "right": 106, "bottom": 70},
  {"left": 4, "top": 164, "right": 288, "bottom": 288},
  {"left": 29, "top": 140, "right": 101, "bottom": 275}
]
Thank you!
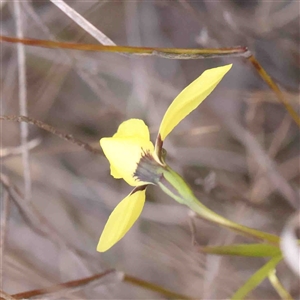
[
  {"left": 101, "top": 137, "right": 154, "bottom": 186},
  {"left": 159, "top": 64, "right": 232, "bottom": 141},
  {"left": 97, "top": 189, "right": 146, "bottom": 252},
  {"left": 100, "top": 120, "right": 154, "bottom": 186},
  {"left": 113, "top": 119, "right": 151, "bottom": 140}
]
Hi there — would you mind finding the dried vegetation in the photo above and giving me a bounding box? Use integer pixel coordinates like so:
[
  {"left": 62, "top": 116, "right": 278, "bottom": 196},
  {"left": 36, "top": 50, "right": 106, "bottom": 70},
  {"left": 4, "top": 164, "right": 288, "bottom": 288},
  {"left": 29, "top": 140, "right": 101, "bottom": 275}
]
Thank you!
[{"left": 1, "top": 1, "right": 299, "bottom": 299}]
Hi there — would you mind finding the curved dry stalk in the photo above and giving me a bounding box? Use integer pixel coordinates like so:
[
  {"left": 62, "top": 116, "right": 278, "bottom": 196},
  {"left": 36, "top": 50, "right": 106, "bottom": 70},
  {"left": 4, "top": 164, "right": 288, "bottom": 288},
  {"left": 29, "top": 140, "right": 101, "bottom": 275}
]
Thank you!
[
  {"left": 1, "top": 35, "right": 299, "bottom": 127},
  {"left": 247, "top": 55, "right": 300, "bottom": 127},
  {"left": 0, "top": 115, "right": 102, "bottom": 155},
  {"left": 12, "top": 269, "right": 115, "bottom": 299},
  {"left": 8, "top": 269, "right": 194, "bottom": 300},
  {"left": 0, "top": 35, "right": 247, "bottom": 58}
]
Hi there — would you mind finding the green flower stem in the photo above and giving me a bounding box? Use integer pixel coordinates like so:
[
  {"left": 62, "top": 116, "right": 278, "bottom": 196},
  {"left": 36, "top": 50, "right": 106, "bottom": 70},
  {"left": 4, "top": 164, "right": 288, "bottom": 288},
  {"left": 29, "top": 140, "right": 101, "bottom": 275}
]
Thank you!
[{"left": 159, "top": 167, "right": 280, "bottom": 245}]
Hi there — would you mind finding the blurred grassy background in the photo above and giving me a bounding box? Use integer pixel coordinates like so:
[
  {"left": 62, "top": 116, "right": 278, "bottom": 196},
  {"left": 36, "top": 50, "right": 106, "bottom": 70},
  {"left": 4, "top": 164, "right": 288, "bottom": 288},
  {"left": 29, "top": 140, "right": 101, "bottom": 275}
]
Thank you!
[{"left": 1, "top": 1, "right": 299, "bottom": 299}]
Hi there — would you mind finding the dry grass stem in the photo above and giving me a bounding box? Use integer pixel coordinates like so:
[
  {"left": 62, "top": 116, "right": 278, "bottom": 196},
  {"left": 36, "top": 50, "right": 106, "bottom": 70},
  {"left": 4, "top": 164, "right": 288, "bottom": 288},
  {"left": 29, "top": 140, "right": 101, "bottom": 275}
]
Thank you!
[
  {"left": 13, "top": 0, "right": 31, "bottom": 202},
  {"left": 0, "top": 115, "right": 102, "bottom": 155},
  {"left": 11, "top": 269, "right": 115, "bottom": 299},
  {"left": 219, "top": 116, "right": 298, "bottom": 209},
  {"left": 49, "top": 0, "right": 116, "bottom": 46},
  {"left": 1, "top": 138, "right": 41, "bottom": 158},
  {"left": 0, "top": 173, "right": 99, "bottom": 275},
  {"left": 0, "top": 193, "right": 10, "bottom": 285}
]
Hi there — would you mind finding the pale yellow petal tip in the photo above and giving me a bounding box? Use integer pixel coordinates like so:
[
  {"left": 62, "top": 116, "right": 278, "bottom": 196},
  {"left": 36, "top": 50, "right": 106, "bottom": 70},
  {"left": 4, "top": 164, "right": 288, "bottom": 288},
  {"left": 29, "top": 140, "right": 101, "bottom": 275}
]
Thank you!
[
  {"left": 212, "top": 63, "right": 232, "bottom": 73},
  {"left": 96, "top": 238, "right": 112, "bottom": 252},
  {"left": 201, "top": 64, "right": 233, "bottom": 78}
]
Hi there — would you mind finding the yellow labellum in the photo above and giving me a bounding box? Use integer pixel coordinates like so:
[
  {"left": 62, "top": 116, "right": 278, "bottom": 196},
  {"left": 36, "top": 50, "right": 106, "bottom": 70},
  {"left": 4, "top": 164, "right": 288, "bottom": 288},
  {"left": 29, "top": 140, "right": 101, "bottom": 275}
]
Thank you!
[
  {"left": 97, "top": 189, "right": 146, "bottom": 252},
  {"left": 113, "top": 118, "right": 150, "bottom": 140},
  {"left": 100, "top": 119, "right": 154, "bottom": 186},
  {"left": 159, "top": 64, "right": 232, "bottom": 141}
]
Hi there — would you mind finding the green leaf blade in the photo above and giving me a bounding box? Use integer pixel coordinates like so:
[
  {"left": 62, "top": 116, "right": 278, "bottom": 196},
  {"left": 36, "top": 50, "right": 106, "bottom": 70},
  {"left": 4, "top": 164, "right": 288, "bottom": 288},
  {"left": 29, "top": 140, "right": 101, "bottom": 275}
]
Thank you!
[
  {"left": 200, "top": 244, "right": 281, "bottom": 257},
  {"left": 231, "top": 255, "right": 282, "bottom": 300}
]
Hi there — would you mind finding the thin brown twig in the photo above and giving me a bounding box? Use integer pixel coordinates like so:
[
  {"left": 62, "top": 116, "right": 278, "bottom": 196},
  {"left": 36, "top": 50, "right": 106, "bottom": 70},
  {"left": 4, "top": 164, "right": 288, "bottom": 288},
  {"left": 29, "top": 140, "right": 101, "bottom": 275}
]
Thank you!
[
  {"left": 7, "top": 269, "right": 195, "bottom": 300},
  {"left": 0, "top": 290, "right": 18, "bottom": 300},
  {"left": 247, "top": 54, "right": 300, "bottom": 127},
  {"left": 12, "top": 269, "right": 115, "bottom": 299},
  {"left": 123, "top": 274, "right": 196, "bottom": 300},
  {"left": 0, "top": 115, "right": 102, "bottom": 155}
]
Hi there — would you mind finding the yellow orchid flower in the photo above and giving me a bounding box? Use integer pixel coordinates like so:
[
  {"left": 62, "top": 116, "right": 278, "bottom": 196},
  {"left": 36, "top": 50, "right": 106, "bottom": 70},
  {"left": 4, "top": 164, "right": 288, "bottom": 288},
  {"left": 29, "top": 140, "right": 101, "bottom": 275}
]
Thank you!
[{"left": 97, "top": 64, "right": 232, "bottom": 252}]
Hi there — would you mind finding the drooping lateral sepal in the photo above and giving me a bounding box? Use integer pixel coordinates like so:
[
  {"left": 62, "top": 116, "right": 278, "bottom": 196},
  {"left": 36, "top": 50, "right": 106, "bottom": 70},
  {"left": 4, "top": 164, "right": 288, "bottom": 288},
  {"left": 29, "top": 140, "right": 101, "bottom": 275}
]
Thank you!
[{"left": 97, "top": 186, "right": 147, "bottom": 252}]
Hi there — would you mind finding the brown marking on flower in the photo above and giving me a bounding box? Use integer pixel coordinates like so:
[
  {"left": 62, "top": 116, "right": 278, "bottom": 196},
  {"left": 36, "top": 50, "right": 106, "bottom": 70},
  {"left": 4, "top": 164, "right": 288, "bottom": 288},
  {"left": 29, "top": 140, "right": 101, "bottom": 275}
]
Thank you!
[
  {"left": 130, "top": 184, "right": 148, "bottom": 195},
  {"left": 133, "top": 150, "right": 164, "bottom": 184}
]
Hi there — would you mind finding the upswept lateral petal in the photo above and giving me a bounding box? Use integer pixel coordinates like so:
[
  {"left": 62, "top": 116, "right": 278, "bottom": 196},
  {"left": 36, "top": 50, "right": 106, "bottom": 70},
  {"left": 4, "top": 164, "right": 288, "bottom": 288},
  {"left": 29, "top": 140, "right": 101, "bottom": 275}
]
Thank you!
[
  {"left": 159, "top": 64, "right": 232, "bottom": 141},
  {"left": 97, "top": 189, "right": 146, "bottom": 252}
]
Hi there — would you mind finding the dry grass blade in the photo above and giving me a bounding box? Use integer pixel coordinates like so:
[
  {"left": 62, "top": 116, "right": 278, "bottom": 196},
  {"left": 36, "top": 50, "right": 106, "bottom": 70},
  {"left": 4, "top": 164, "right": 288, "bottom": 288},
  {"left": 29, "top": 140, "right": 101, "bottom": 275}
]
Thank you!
[
  {"left": 219, "top": 116, "right": 298, "bottom": 209},
  {"left": 1, "top": 138, "right": 40, "bottom": 158},
  {"left": 13, "top": 0, "right": 31, "bottom": 202},
  {"left": 0, "top": 193, "right": 10, "bottom": 284},
  {"left": 0, "top": 35, "right": 247, "bottom": 58},
  {"left": 247, "top": 55, "right": 300, "bottom": 127},
  {"left": 0, "top": 115, "right": 102, "bottom": 155},
  {"left": 1, "top": 35, "right": 298, "bottom": 126},
  {"left": 0, "top": 290, "right": 18, "bottom": 300},
  {"left": 49, "top": 0, "right": 116, "bottom": 46}
]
